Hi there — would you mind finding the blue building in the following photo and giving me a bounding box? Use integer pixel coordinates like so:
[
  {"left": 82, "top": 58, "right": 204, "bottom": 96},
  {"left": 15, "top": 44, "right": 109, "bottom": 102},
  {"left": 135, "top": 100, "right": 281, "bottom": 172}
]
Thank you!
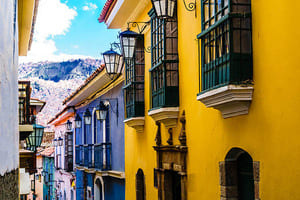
[
  {"left": 41, "top": 147, "right": 56, "bottom": 200},
  {"left": 63, "top": 67, "right": 125, "bottom": 200}
]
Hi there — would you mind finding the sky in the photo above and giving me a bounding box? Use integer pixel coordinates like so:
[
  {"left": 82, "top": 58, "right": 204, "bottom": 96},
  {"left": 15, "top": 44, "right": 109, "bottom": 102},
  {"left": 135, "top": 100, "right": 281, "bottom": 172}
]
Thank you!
[{"left": 19, "top": 0, "right": 119, "bottom": 63}]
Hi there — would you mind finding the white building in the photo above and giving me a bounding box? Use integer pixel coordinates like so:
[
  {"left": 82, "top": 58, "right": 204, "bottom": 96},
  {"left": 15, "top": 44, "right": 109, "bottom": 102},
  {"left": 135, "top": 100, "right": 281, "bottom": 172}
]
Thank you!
[{"left": 0, "top": 0, "right": 38, "bottom": 198}]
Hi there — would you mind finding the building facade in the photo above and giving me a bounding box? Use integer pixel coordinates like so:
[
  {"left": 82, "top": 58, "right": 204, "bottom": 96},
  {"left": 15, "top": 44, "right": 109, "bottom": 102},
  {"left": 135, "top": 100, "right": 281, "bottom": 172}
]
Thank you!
[
  {"left": 0, "top": 0, "right": 38, "bottom": 198},
  {"left": 100, "top": 0, "right": 300, "bottom": 199},
  {"left": 63, "top": 67, "right": 125, "bottom": 200},
  {"left": 48, "top": 107, "right": 76, "bottom": 200}
]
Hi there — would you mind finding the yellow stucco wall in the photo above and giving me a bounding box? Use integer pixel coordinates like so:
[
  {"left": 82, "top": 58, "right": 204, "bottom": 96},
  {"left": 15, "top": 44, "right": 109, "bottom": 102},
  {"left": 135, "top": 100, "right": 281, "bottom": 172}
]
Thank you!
[
  {"left": 18, "top": 0, "right": 36, "bottom": 56},
  {"left": 119, "top": 0, "right": 300, "bottom": 199}
]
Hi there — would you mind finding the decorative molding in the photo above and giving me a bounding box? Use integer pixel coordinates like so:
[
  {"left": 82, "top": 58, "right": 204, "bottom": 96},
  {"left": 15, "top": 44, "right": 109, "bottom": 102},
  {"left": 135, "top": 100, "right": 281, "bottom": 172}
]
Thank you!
[
  {"left": 179, "top": 111, "right": 186, "bottom": 146},
  {"left": 197, "top": 85, "right": 254, "bottom": 118},
  {"left": 148, "top": 107, "right": 179, "bottom": 129},
  {"left": 124, "top": 117, "right": 145, "bottom": 133},
  {"left": 155, "top": 122, "right": 161, "bottom": 146}
]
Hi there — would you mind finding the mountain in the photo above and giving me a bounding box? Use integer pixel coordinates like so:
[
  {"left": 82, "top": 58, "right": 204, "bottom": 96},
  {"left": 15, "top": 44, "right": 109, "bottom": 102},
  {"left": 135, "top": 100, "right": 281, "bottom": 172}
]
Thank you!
[{"left": 19, "top": 58, "right": 102, "bottom": 127}]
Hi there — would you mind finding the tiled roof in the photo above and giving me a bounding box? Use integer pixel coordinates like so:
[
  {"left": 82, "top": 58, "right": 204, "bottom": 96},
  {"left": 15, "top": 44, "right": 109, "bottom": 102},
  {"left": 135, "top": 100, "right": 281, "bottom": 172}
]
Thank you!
[
  {"left": 62, "top": 64, "right": 105, "bottom": 105},
  {"left": 98, "top": 0, "right": 117, "bottom": 23},
  {"left": 40, "top": 147, "right": 55, "bottom": 157}
]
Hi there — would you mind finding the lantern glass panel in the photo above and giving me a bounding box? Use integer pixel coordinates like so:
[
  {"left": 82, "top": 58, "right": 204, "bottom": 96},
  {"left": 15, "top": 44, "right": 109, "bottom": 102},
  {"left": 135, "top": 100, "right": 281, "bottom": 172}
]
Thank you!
[
  {"left": 103, "top": 50, "right": 121, "bottom": 75},
  {"left": 84, "top": 109, "right": 92, "bottom": 125},
  {"left": 53, "top": 139, "right": 58, "bottom": 147},
  {"left": 75, "top": 115, "right": 82, "bottom": 128},
  {"left": 152, "top": 0, "right": 176, "bottom": 18},
  {"left": 66, "top": 120, "right": 72, "bottom": 131},
  {"left": 121, "top": 36, "right": 136, "bottom": 59},
  {"left": 58, "top": 137, "right": 63, "bottom": 146}
]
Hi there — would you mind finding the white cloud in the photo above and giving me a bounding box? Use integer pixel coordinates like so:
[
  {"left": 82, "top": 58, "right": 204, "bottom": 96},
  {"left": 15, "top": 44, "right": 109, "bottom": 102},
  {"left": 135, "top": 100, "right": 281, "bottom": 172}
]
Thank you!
[
  {"left": 82, "top": 3, "right": 98, "bottom": 11},
  {"left": 20, "top": 0, "right": 92, "bottom": 63}
]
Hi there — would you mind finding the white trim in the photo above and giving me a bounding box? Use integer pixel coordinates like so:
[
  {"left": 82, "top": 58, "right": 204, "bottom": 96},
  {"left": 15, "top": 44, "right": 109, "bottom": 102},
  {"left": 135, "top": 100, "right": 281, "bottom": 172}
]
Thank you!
[
  {"left": 124, "top": 117, "right": 145, "bottom": 133},
  {"left": 148, "top": 107, "right": 180, "bottom": 129},
  {"left": 106, "top": 0, "right": 124, "bottom": 27},
  {"left": 197, "top": 85, "right": 254, "bottom": 118}
]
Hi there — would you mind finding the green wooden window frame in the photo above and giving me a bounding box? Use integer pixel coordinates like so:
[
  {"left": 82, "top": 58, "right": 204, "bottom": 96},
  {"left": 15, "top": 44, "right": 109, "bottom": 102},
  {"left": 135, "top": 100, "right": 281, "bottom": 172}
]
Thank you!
[
  {"left": 123, "top": 37, "right": 145, "bottom": 119},
  {"left": 149, "top": 9, "right": 179, "bottom": 110},
  {"left": 198, "top": 0, "right": 253, "bottom": 93}
]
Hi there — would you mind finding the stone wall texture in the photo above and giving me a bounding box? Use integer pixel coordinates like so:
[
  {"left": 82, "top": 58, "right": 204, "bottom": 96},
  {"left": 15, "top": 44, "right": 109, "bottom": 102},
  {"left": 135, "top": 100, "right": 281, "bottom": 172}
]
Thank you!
[{"left": 0, "top": 169, "right": 19, "bottom": 199}]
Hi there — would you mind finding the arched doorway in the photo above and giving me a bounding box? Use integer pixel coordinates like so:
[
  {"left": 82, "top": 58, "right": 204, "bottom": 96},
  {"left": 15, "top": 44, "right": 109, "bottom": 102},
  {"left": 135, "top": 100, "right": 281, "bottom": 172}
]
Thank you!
[
  {"left": 220, "top": 148, "right": 259, "bottom": 200},
  {"left": 136, "top": 169, "right": 145, "bottom": 200},
  {"left": 94, "top": 177, "right": 104, "bottom": 200}
]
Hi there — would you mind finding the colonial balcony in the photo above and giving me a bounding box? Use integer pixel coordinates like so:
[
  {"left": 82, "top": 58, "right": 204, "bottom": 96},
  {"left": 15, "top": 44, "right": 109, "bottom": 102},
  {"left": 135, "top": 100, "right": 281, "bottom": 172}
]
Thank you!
[
  {"left": 75, "top": 143, "right": 111, "bottom": 171},
  {"left": 94, "top": 143, "right": 111, "bottom": 171}
]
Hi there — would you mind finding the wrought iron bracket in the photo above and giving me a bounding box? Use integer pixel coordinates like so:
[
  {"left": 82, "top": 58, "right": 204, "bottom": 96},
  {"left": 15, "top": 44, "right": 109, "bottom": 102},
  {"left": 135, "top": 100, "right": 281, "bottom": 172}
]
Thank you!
[
  {"left": 110, "top": 42, "right": 121, "bottom": 52},
  {"left": 183, "top": 0, "right": 197, "bottom": 17},
  {"left": 127, "top": 21, "right": 150, "bottom": 34}
]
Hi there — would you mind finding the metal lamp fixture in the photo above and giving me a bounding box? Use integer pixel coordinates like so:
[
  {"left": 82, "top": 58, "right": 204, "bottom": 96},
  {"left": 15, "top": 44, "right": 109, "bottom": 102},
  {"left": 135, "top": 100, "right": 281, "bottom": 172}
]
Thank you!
[
  {"left": 102, "top": 48, "right": 124, "bottom": 78},
  {"left": 66, "top": 120, "right": 72, "bottom": 131},
  {"left": 96, "top": 101, "right": 109, "bottom": 121},
  {"left": 75, "top": 114, "right": 82, "bottom": 128},
  {"left": 151, "top": 0, "right": 177, "bottom": 18},
  {"left": 83, "top": 108, "right": 92, "bottom": 125},
  {"left": 53, "top": 138, "right": 58, "bottom": 147},
  {"left": 27, "top": 124, "right": 45, "bottom": 151},
  {"left": 151, "top": 0, "right": 196, "bottom": 18},
  {"left": 119, "top": 29, "right": 140, "bottom": 59},
  {"left": 58, "top": 137, "right": 63, "bottom": 146}
]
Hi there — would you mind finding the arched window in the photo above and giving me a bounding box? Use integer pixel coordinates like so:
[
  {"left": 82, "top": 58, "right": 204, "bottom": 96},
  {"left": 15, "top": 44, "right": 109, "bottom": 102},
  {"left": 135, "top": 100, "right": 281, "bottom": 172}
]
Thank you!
[
  {"left": 219, "top": 148, "right": 260, "bottom": 200},
  {"left": 136, "top": 169, "right": 145, "bottom": 200}
]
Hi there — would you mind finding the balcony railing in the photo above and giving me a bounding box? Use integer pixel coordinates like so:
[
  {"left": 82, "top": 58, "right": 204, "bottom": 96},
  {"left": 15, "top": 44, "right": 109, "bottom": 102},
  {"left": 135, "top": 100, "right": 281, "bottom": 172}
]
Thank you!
[
  {"left": 19, "top": 114, "right": 36, "bottom": 125},
  {"left": 76, "top": 143, "right": 111, "bottom": 171},
  {"left": 83, "top": 144, "right": 93, "bottom": 168},
  {"left": 75, "top": 145, "right": 81, "bottom": 165},
  {"left": 94, "top": 143, "right": 111, "bottom": 171}
]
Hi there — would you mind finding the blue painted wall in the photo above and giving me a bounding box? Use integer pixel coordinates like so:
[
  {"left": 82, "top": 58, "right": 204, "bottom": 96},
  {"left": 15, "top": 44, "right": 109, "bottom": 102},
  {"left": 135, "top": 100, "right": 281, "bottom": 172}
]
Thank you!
[
  {"left": 75, "top": 82, "right": 125, "bottom": 171},
  {"left": 75, "top": 82, "right": 125, "bottom": 200},
  {"left": 104, "top": 177, "right": 125, "bottom": 200},
  {"left": 76, "top": 169, "right": 85, "bottom": 199},
  {"left": 43, "top": 156, "right": 55, "bottom": 200}
]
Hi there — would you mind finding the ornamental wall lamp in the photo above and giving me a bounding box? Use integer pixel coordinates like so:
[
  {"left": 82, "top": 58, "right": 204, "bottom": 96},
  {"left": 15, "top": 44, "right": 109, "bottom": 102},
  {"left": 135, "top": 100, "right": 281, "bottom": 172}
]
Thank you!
[
  {"left": 102, "top": 42, "right": 124, "bottom": 80},
  {"left": 66, "top": 120, "right": 72, "bottom": 131},
  {"left": 83, "top": 108, "right": 92, "bottom": 125},
  {"left": 119, "top": 21, "right": 151, "bottom": 60},
  {"left": 96, "top": 99, "right": 119, "bottom": 123},
  {"left": 74, "top": 114, "right": 82, "bottom": 128},
  {"left": 96, "top": 101, "right": 109, "bottom": 121},
  {"left": 151, "top": 0, "right": 196, "bottom": 18}
]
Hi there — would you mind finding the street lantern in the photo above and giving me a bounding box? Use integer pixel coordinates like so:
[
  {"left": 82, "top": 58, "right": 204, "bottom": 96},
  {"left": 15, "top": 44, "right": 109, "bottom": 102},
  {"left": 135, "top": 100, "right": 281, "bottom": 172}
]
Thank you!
[
  {"left": 83, "top": 108, "right": 92, "bottom": 125},
  {"left": 96, "top": 101, "right": 108, "bottom": 121},
  {"left": 28, "top": 124, "right": 45, "bottom": 151},
  {"left": 119, "top": 29, "right": 140, "bottom": 59},
  {"left": 151, "top": 0, "right": 176, "bottom": 18},
  {"left": 58, "top": 137, "right": 63, "bottom": 146},
  {"left": 66, "top": 120, "right": 72, "bottom": 131},
  {"left": 53, "top": 138, "right": 58, "bottom": 147},
  {"left": 102, "top": 49, "right": 123, "bottom": 75},
  {"left": 75, "top": 114, "right": 82, "bottom": 128}
]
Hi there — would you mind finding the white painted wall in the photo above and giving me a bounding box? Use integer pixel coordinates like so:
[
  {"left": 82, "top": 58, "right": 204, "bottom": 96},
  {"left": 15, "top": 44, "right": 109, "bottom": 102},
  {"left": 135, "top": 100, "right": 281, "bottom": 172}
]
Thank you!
[{"left": 0, "top": 0, "right": 19, "bottom": 175}]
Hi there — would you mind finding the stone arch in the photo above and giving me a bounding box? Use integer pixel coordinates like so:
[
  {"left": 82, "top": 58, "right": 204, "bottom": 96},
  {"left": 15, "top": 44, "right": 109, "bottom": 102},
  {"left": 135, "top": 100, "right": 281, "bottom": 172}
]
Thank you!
[
  {"left": 94, "top": 175, "right": 104, "bottom": 200},
  {"left": 219, "top": 147, "right": 260, "bottom": 200}
]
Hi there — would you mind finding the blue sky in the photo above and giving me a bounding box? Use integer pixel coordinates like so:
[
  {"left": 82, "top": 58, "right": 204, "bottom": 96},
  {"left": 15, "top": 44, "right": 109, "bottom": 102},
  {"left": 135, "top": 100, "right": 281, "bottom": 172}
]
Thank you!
[{"left": 20, "top": 0, "right": 119, "bottom": 63}]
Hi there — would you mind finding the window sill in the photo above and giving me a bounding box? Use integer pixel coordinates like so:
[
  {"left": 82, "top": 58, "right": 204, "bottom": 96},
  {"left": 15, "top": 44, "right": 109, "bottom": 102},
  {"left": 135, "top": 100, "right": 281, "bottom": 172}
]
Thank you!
[
  {"left": 148, "top": 107, "right": 179, "bottom": 128},
  {"left": 197, "top": 84, "right": 254, "bottom": 118},
  {"left": 124, "top": 117, "right": 145, "bottom": 133}
]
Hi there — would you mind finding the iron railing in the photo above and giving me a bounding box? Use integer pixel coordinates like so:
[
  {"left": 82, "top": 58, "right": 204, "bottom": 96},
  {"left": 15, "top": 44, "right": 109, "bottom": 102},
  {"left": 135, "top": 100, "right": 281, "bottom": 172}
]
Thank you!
[
  {"left": 75, "top": 145, "right": 81, "bottom": 165},
  {"left": 94, "top": 143, "right": 112, "bottom": 170},
  {"left": 83, "top": 144, "right": 93, "bottom": 168}
]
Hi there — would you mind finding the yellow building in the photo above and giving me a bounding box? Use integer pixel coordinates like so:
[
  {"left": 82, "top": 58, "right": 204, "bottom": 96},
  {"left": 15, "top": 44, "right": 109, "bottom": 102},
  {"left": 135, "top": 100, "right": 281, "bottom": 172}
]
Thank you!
[{"left": 100, "top": 0, "right": 300, "bottom": 199}]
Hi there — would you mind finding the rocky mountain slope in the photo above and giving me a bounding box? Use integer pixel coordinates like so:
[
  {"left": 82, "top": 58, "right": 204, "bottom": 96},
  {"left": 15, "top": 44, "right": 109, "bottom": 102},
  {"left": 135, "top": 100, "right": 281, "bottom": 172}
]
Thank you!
[{"left": 19, "top": 58, "right": 101, "bottom": 127}]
